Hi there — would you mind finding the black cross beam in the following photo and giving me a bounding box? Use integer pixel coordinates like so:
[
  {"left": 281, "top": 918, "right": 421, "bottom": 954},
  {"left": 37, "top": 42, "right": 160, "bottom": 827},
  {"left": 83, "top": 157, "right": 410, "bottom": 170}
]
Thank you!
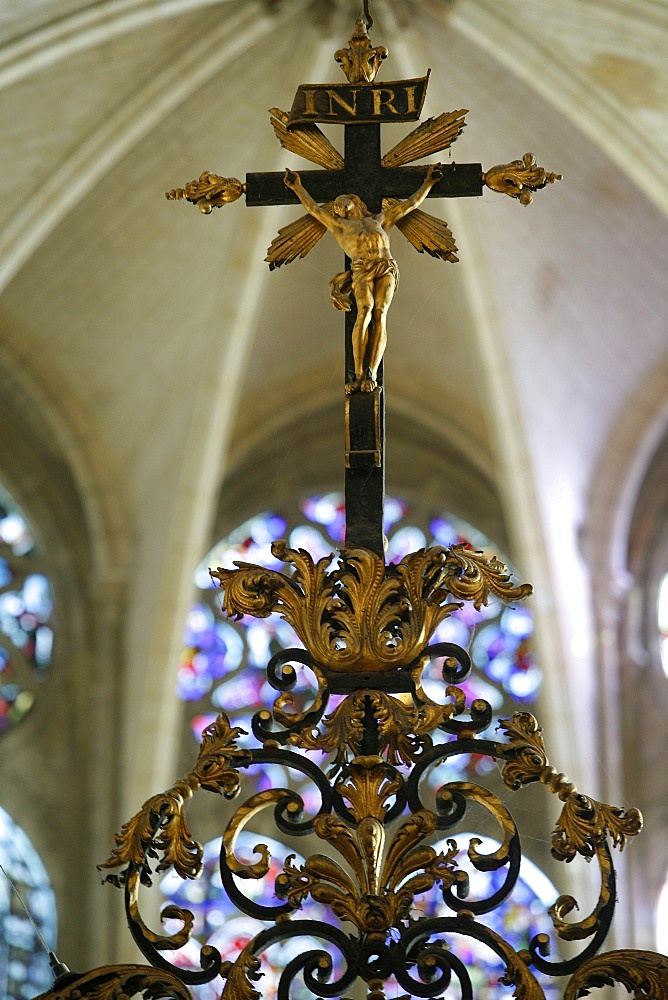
[{"left": 246, "top": 121, "right": 482, "bottom": 558}]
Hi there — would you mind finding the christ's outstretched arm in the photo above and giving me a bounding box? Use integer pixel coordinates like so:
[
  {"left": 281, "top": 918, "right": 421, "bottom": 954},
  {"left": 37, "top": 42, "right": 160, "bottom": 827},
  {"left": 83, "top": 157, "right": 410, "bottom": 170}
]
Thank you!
[{"left": 382, "top": 162, "right": 443, "bottom": 228}]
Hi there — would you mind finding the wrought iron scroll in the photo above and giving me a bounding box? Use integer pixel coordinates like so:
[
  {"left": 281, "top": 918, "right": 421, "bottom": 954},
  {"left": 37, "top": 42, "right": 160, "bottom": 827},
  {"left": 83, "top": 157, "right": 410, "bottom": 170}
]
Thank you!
[{"left": 95, "top": 541, "right": 667, "bottom": 1000}]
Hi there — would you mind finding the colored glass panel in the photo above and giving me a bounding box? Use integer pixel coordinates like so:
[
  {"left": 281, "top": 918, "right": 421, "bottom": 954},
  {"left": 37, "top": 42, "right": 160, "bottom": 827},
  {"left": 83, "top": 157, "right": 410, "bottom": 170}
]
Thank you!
[
  {"left": 0, "top": 806, "right": 57, "bottom": 1000},
  {"left": 160, "top": 833, "right": 341, "bottom": 1000},
  {"left": 415, "top": 834, "right": 559, "bottom": 998},
  {"left": 0, "top": 485, "right": 55, "bottom": 734}
]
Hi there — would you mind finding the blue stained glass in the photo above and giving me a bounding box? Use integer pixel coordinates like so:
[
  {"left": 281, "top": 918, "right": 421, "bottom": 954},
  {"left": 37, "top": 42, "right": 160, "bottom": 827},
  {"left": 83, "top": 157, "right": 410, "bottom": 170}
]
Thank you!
[
  {"left": 383, "top": 496, "right": 408, "bottom": 530},
  {"left": 288, "top": 525, "right": 335, "bottom": 562},
  {"left": 432, "top": 615, "right": 470, "bottom": 649},
  {"left": 386, "top": 525, "right": 427, "bottom": 563},
  {"left": 301, "top": 493, "right": 346, "bottom": 543},
  {"left": 0, "top": 485, "right": 55, "bottom": 734},
  {"left": 414, "top": 834, "right": 559, "bottom": 999},
  {"left": 0, "top": 806, "right": 57, "bottom": 1000},
  {"left": 429, "top": 515, "right": 469, "bottom": 548},
  {"left": 502, "top": 606, "right": 533, "bottom": 638}
]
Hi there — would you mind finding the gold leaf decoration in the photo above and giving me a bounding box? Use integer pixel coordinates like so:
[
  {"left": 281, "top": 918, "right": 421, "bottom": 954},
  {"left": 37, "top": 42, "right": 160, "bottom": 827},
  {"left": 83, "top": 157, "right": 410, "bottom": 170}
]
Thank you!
[
  {"left": 563, "top": 950, "right": 668, "bottom": 1000},
  {"left": 277, "top": 761, "right": 458, "bottom": 934},
  {"left": 292, "top": 688, "right": 451, "bottom": 766},
  {"left": 165, "top": 171, "right": 244, "bottom": 213},
  {"left": 440, "top": 544, "right": 533, "bottom": 609},
  {"left": 552, "top": 793, "right": 643, "bottom": 863},
  {"left": 100, "top": 712, "right": 249, "bottom": 885},
  {"left": 32, "top": 964, "right": 195, "bottom": 1000},
  {"left": 498, "top": 712, "right": 643, "bottom": 864},
  {"left": 265, "top": 211, "right": 328, "bottom": 270},
  {"left": 211, "top": 542, "right": 531, "bottom": 673},
  {"left": 98, "top": 785, "right": 201, "bottom": 886},
  {"left": 269, "top": 108, "right": 344, "bottom": 169},
  {"left": 484, "top": 152, "right": 562, "bottom": 206},
  {"left": 389, "top": 204, "right": 459, "bottom": 262},
  {"left": 497, "top": 712, "right": 551, "bottom": 790},
  {"left": 221, "top": 943, "right": 263, "bottom": 1000},
  {"left": 334, "top": 19, "right": 388, "bottom": 85},
  {"left": 381, "top": 110, "right": 468, "bottom": 167}
]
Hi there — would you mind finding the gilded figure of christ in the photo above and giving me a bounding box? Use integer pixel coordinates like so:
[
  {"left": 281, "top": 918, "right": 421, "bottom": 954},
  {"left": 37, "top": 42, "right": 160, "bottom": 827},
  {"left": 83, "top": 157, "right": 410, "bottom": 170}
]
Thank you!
[{"left": 283, "top": 163, "right": 443, "bottom": 393}]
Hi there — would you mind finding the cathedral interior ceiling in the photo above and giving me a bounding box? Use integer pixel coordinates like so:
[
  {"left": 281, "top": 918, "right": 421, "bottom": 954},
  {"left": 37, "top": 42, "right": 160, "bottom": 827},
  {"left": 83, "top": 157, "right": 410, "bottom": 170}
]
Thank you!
[{"left": 0, "top": 0, "right": 666, "bottom": 802}]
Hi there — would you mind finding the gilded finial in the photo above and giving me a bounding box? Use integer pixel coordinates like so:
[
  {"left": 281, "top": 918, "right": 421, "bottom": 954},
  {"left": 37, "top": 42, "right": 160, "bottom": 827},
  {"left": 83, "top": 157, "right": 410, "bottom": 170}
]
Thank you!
[
  {"left": 165, "top": 171, "right": 245, "bottom": 214},
  {"left": 335, "top": 18, "right": 388, "bottom": 84}
]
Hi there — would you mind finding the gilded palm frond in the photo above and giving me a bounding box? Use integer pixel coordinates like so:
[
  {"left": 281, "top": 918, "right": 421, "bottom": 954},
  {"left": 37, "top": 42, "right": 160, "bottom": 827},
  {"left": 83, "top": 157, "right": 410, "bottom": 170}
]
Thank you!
[
  {"left": 269, "top": 108, "right": 344, "bottom": 169},
  {"left": 265, "top": 210, "right": 329, "bottom": 270},
  {"left": 384, "top": 200, "right": 458, "bottom": 261},
  {"left": 381, "top": 109, "right": 468, "bottom": 167}
]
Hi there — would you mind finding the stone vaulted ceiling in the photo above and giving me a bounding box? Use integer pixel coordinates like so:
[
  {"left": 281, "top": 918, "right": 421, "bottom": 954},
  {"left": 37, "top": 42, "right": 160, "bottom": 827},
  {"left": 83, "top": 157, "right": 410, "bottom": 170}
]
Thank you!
[{"left": 1, "top": 0, "right": 667, "bottom": 836}]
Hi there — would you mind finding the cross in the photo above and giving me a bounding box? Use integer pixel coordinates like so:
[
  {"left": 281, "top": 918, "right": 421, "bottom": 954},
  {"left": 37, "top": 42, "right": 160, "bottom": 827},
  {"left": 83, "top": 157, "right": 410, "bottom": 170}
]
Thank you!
[{"left": 166, "top": 19, "right": 560, "bottom": 558}]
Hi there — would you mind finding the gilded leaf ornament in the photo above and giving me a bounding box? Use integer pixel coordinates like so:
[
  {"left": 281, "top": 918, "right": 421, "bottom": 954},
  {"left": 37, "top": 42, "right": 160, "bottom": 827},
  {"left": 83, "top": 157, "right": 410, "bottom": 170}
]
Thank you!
[
  {"left": 210, "top": 541, "right": 531, "bottom": 673},
  {"left": 221, "top": 944, "right": 262, "bottom": 1000},
  {"left": 292, "top": 688, "right": 452, "bottom": 765},
  {"left": 32, "top": 964, "right": 195, "bottom": 1000},
  {"left": 484, "top": 152, "right": 562, "bottom": 206},
  {"left": 381, "top": 110, "right": 468, "bottom": 168},
  {"left": 334, "top": 18, "right": 388, "bottom": 84},
  {"left": 563, "top": 950, "right": 668, "bottom": 1000},
  {"left": 498, "top": 712, "right": 642, "bottom": 862},
  {"left": 277, "top": 759, "right": 459, "bottom": 935},
  {"left": 99, "top": 713, "right": 249, "bottom": 885},
  {"left": 165, "top": 172, "right": 244, "bottom": 213}
]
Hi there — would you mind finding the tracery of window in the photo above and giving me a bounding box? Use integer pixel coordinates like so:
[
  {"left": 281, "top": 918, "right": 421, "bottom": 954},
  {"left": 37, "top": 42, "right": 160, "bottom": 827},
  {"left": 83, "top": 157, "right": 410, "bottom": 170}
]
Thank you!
[
  {"left": 658, "top": 572, "right": 668, "bottom": 678},
  {"left": 0, "top": 485, "right": 55, "bottom": 734},
  {"left": 0, "top": 805, "right": 57, "bottom": 1000}
]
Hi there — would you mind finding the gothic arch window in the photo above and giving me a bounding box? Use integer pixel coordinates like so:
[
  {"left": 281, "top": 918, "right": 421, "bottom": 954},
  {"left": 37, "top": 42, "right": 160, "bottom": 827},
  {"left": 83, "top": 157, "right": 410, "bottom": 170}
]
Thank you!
[
  {"left": 0, "top": 484, "right": 55, "bottom": 734},
  {"left": 0, "top": 805, "right": 57, "bottom": 1000}
]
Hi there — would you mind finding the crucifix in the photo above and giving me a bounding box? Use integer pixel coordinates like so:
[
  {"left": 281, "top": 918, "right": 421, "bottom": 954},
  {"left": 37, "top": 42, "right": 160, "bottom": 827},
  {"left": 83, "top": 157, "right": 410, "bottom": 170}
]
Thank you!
[{"left": 167, "top": 17, "right": 560, "bottom": 557}]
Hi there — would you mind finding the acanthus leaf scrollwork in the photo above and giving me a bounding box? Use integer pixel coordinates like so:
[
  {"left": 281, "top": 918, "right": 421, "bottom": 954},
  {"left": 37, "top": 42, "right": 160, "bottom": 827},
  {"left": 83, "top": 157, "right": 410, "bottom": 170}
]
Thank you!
[
  {"left": 211, "top": 541, "right": 531, "bottom": 673},
  {"left": 99, "top": 713, "right": 250, "bottom": 886},
  {"left": 497, "top": 712, "right": 642, "bottom": 862},
  {"left": 563, "top": 949, "right": 668, "bottom": 1000}
]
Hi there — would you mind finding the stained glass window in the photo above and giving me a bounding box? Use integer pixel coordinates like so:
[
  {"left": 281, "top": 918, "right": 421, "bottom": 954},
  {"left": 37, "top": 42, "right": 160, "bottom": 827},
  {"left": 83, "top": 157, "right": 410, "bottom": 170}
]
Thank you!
[
  {"left": 0, "top": 485, "right": 55, "bottom": 734},
  {"left": 0, "top": 806, "right": 57, "bottom": 1000}
]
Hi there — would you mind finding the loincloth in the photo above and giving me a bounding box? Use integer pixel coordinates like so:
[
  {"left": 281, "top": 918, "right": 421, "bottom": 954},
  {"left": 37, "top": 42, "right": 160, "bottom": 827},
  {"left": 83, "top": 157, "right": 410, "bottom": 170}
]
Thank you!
[{"left": 329, "top": 258, "right": 399, "bottom": 311}]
